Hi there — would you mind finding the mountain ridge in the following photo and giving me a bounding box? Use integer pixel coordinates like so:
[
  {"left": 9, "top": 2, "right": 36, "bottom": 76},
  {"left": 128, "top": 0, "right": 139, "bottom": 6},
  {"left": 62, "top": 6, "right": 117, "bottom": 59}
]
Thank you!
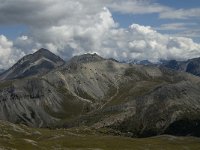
[{"left": 1, "top": 49, "right": 200, "bottom": 137}]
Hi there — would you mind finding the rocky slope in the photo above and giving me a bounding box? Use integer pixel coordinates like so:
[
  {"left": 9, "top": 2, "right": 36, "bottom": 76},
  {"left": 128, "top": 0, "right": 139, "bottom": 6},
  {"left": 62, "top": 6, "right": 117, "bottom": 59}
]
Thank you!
[
  {"left": 0, "top": 48, "right": 65, "bottom": 80},
  {"left": 1, "top": 49, "right": 200, "bottom": 137}
]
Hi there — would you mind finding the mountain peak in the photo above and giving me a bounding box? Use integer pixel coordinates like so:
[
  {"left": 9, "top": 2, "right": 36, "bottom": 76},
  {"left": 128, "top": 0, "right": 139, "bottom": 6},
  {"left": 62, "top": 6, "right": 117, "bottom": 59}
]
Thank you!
[
  {"left": 69, "top": 53, "right": 104, "bottom": 64},
  {"left": 32, "top": 48, "right": 60, "bottom": 59},
  {"left": 0, "top": 48, "right": 65, "bottom": 80},
  {"left": 37, "top": 48, "right": 48, "bottom": 52},
  {"left": 35, "top": 48, "right": 51, "bottom": 54}
]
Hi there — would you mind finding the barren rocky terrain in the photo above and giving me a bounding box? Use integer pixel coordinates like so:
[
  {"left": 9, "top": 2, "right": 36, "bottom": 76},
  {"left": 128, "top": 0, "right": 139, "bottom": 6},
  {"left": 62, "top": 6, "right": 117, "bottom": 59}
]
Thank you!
[{"left": 1, "top": 49, "right": 200, "bottom": 149}]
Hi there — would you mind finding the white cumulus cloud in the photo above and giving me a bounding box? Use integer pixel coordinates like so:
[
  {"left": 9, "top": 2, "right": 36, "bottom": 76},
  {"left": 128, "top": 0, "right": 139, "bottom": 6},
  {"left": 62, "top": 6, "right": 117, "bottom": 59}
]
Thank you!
[
  {"left": 0, "top": 0, "right": 200, "bottom": 69},
  {"left": 0, "top": 35, "right": 25, "bottom": 69}
]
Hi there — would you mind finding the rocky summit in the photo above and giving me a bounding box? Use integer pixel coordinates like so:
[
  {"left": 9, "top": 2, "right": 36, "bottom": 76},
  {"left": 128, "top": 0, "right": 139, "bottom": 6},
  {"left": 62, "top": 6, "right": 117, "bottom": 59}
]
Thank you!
[
  {"left": 0, "top": 48, "right": 65, "bottom": 80},
  {"left": 1, "top": 49, "right": 200, "bottom": 138}
]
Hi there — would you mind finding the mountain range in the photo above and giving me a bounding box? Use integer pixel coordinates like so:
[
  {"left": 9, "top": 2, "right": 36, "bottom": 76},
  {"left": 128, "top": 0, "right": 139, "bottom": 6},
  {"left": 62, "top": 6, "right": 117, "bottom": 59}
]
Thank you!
[
  {"left": 161, "top": 58, "right": 200, "bottom": 76},
  {"left": 0, "top": 48, "right": 200, "bottom": 138}
]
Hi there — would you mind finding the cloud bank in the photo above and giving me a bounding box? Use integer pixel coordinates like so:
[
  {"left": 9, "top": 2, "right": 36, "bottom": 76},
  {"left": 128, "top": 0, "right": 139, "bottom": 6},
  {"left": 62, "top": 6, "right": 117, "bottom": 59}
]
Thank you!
[
  {"left": 0, "top": 35, "right": 25, "bottom": 68},
  {"left": 0, "top": 0, "right": 200, "bottom": 68}
]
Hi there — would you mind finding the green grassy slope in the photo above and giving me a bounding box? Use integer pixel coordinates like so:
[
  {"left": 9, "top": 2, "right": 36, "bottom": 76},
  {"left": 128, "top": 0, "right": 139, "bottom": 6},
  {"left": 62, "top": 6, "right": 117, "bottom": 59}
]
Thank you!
[{"left": 0, "top": 121, "right": 200, "bottom": 150}]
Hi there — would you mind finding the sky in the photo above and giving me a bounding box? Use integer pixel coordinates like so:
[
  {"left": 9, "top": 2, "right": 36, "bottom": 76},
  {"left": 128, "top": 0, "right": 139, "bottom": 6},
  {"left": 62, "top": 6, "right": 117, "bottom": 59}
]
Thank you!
[{"left": 0, "top": 0, "right": 200, "bottom": 69}]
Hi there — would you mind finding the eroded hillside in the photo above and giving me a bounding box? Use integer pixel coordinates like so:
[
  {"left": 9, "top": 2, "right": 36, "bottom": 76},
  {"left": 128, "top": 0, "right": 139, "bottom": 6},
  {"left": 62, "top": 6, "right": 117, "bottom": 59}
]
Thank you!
[{"left": 1, "top": 49, "right": 200, "bottom": 137}]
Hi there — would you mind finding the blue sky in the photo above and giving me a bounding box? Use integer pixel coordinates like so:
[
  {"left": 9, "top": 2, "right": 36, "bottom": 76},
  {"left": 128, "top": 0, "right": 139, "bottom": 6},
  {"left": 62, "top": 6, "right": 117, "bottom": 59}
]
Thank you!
[
  {"left": 0, "top": 0, "right": 200, "bottom": 68},
  {"left": 112, "top": 0, "right": 200, "bottom": 42},
  {"left": 159, "top": 0, "right": 200, "bottom": 8},
  {"left": 0, "top": 25, "right": 28, "bottom": 40}
]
